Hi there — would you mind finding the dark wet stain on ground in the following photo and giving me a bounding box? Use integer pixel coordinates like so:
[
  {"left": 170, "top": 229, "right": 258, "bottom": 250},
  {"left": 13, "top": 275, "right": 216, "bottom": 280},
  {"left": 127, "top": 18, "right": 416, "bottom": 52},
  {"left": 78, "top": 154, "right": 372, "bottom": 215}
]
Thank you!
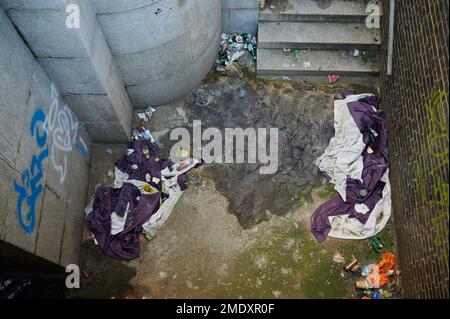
[{"left": 156, "top": 70, "right": 377, "bottom": 228}]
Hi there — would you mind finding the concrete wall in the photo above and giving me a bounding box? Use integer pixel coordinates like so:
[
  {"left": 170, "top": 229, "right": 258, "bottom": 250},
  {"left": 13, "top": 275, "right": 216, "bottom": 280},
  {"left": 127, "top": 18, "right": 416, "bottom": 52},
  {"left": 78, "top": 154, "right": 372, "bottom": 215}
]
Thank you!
[
  {"left": 1, "top": 0, "right": 134, "bottom": 143},
  {"left": 1, "top": 0, "right": 222, "bottom": 138},
  {"left": 380, "top": 0, "right": 449, "bottom": 298},
  {"left": 0, "top": 8, "right": 91, "bottom": 268},
  {"left": 94, "top": 0, "right": 221, "bottom": 107},
  {"left": 222, "top": 0, "right": 259, "bottom": 35}
]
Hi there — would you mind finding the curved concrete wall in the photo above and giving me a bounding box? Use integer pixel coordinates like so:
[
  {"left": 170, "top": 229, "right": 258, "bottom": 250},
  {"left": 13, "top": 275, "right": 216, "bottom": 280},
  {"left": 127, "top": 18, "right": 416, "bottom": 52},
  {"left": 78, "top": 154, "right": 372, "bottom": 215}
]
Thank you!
[{"left": 95, "top": 0, "right": 221, "bottom": 107}]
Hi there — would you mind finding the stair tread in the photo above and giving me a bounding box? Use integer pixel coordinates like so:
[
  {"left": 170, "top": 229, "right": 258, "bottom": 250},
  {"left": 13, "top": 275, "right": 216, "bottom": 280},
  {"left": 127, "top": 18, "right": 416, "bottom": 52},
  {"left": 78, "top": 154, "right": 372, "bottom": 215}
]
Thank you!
[
  {"left": 257, "top": 48, "right": 379, "bottom": 75},
  {"left": 260, "top": 0, "right": 382, "bottom": 17},
  {"left": 258, "top": 21, "right": 381, "bottom": 47}
]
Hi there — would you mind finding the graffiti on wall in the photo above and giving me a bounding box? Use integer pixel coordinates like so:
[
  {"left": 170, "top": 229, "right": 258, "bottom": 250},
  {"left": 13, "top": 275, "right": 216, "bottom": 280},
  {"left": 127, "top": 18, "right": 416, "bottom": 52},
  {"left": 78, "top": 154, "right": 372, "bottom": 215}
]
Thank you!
[
  {"left": 13, "top": 84, "right": 89, "bottom": 233},
  {"left": 47, "top": 84, "right": 88, "bottom": 184},
  {"left": 414, "top": 89, "right": 449, "bottom": 260},
  {"left": 13, "top": 109, "right": 49, "bottom": 234}
]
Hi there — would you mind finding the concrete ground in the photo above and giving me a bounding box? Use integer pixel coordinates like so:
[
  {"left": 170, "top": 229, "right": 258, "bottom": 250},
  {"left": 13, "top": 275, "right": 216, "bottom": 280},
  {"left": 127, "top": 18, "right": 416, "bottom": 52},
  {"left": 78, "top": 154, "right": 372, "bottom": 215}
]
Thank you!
[{"left": 68, "top": 65, "right": 398, "bottom": 299}]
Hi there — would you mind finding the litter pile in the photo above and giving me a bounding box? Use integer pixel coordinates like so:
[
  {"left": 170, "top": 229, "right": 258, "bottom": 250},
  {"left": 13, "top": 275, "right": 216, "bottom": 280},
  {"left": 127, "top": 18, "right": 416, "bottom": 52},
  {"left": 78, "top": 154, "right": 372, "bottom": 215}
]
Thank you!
[
  {"left": 311, "top": 93, "right": 391, "bottom": 242},
  {"left": 85, "top": 107, "right": 200, "bottom": 261},
  {"left": 282, "top": 48, "right": 305, "bottom": 59},
  {"left": 216, "top": 32, "right": 257, "bottom": 70},
  {"left": 344, "top": 252, "right": 400, "bottom": 299},
  {"left": 0, "top": 274, "right": 65, "bottom": 299}
]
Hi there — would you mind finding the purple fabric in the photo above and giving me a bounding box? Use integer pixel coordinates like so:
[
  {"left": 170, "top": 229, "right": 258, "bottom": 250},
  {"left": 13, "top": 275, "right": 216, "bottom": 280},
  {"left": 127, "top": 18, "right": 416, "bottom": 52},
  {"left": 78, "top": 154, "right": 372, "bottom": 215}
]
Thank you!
[
  {"left": 115, "top": 140, "right": 172, "bottom": 191},
  {"left": 311, "top": 95, "right": 389, "bottom": 242},
  {"left": 86, "top": 140, "right": 181, "bottom": 260}
]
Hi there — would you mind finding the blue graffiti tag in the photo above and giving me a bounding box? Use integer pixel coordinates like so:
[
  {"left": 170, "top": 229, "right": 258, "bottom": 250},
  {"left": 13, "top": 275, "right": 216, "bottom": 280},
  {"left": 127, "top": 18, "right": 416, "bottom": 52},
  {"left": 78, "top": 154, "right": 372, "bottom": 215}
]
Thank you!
[{"left": 13, "top": 108, "right": 49, "bottom": 234}]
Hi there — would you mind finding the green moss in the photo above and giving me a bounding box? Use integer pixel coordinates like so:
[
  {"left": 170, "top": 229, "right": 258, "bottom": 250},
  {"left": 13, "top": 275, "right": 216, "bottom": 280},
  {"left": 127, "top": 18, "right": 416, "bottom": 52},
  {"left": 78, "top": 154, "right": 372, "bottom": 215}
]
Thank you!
[
  {"left": 215, "top": 213, "right": 399, "bottom": 299},
  {"left": 219, "top": 222, "right": 354, "bottom": 298},
  {"left": 319, "top": 183, "right": 338, "bottom": 199}
]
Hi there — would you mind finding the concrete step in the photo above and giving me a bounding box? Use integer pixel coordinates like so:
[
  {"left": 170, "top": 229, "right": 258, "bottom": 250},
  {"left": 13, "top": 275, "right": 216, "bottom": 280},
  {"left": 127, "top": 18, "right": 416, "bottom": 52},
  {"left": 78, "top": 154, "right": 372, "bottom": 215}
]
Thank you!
[
  {"left": 260, "top": 0, "right": 383, "bottom": 23},
  {"left": 256, "top": 48, "right": 380, "bottom": 77},
  {"left": 258, "top": 21, "right": 381, "bottom": 50}
]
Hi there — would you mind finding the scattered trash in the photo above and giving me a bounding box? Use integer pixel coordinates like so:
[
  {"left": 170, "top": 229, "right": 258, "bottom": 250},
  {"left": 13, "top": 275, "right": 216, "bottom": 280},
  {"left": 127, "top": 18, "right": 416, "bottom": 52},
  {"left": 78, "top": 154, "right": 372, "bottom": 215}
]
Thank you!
[
  {"left": 7, "top": 278, "right": 31, "bottom": 299},
  {"left": 347, "top": 49, "right": 361, "bottom": 57},
  {"left": 217, "top": 32, "right": 257, "bottom": 68},
  {"left": 369, "top": 236, "right": 384, "bottom": 253},
  {"left": 176, "top": 149, "right": 190, "bottom": 158},
  {"left": 0, "top": 277, "right": 13, "bottom": 292},
  {"left": 137, "top": 106, "right": 156, "bottom": 122},
  {"left": 85, "top": 105, "right": 202, "bottom": 260},
  {"left": 344, "top": 259, "right": 363, "bottom": 277},
  {"left": 347, "top": 49, "right": 370, "bottom": 62},
  {"left": 131, "top": 128, "right": 157, "bottom": 146},
  {"left": 291, "top": 49, "right": 301, "bottom": 59},
  {"left": 361, "top": 51, "right": 370, "bottom": 63},
  {"left": 361, "top": 264, "right": 376, "bottom": 277},
  {"left": 328, "top": 74, "right": 340, "bottom": 84},
  {"left": 283, "top": 48, "right": 303, "bottom": 59},
  {"left": 345, "top": 252, "right": 400, "bottom": 299},
  {"left": 305, "top": 85, "right": 317, "bottom": 92}
]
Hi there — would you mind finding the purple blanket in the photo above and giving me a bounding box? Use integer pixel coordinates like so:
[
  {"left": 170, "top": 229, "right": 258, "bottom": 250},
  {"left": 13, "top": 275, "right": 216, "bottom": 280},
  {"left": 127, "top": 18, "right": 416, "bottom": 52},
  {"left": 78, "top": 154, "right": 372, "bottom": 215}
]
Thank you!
[
  {"left": 311, "top": 95, "right": 390, "bottom": 242},
  {"left": 86, "top": 140, "right": 174, "bottom": 260}
]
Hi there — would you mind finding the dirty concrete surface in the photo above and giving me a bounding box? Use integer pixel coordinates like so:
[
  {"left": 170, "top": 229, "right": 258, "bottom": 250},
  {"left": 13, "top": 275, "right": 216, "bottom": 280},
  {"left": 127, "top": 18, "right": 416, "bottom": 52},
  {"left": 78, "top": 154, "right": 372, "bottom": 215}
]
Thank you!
[{"left": 68, "top": 65, "right": 398, "bottom": 299}]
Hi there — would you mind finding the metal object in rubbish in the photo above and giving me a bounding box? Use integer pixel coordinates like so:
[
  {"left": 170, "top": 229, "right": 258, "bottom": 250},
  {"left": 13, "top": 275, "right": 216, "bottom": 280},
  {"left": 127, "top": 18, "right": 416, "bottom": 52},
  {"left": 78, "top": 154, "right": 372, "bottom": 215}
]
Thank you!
[
  {"left": 0, "top": 278, "right": 13, "bottom": 291},
  {"left": 370, "top": 236, "right": 384, "bottom": 252},
  {"left": 347, "top": 49, "right": 361, "bottom": 57},
  {"left": 137, "top": 106, "right": 156, "bottom": 122}
]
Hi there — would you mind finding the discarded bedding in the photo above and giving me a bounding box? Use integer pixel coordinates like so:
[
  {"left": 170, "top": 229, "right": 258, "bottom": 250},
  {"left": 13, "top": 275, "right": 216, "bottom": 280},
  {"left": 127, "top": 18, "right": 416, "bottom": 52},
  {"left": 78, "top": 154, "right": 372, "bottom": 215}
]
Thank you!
[
  {"left": 311, "top": 93, "right": 391, "bottom": 242},
  {"left": 85, "top": 140, "right": 198, "bottom": 260}
]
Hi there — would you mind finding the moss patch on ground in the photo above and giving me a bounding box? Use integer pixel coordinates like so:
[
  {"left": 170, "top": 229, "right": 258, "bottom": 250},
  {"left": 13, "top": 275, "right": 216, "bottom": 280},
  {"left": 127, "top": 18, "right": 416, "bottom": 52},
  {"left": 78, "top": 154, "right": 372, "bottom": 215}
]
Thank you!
[{"left": 217, "top": 216, "right": 397, "bottom": 299}]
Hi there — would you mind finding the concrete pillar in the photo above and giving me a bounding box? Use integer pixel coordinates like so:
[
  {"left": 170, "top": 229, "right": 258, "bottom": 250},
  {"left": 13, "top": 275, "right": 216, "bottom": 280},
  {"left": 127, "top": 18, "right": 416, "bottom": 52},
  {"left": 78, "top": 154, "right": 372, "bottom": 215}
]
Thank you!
[
  {"left": 1, "top": 0, "right": 133, "bottom": 142},
  {"left": 94, "top": 0, "right": 221, "bottom": 106}
]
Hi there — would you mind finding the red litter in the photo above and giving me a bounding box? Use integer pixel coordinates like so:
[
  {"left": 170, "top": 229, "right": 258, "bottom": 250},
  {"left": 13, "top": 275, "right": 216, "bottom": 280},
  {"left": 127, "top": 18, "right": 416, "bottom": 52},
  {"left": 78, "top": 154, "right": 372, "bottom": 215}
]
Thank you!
[{"left": 328, "top": 74, "right": 340, "bottom": 84}]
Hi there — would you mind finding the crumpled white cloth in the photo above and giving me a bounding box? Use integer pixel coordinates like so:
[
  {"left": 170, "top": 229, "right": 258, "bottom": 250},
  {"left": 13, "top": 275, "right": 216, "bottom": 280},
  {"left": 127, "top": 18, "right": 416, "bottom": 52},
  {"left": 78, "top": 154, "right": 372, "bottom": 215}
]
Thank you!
[
  {"left": 141, "top": 158, "right": 200, "bottom": 239},
  {"left": 327, "top": 170, "right": 392, "bottom": 240},
  {"left": 98, "top": 155, "right": 199, "bottom": 237},
  {"left": 316, "top": 94, "right": 373, "bottom": 201}
]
